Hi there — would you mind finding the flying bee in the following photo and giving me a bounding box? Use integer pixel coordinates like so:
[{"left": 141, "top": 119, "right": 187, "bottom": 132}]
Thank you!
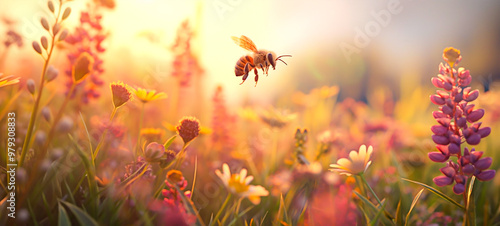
[{"left": 232, "top": 35, "right": 291, "bottom": 86}]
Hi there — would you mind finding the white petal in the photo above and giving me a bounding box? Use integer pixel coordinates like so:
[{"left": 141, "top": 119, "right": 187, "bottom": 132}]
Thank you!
[
  {"left": 244, "top": 175, "right": 254, "bottom": 185},
  {"left": 240, "top": 168, "right": 248, "bottom": 183},
  {"left": 349, "top": 150, "right": 359, "bottom": 162}
]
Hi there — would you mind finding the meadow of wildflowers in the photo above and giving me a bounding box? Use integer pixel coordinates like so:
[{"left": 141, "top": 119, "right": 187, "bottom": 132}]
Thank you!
[{"left": 1, "top": 0, "right": 500, "bottom": 225}]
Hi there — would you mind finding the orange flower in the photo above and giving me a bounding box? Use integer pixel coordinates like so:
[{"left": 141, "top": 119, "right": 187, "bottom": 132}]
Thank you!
[
  {"left": 72, "top": 52, "right": 94, "bottom": 84},
  {"left": 443, "top": 47, "right": 461, "bottom": 68},
  {"left": 110, "top": 81, "right": 132, "bottom": 108}
]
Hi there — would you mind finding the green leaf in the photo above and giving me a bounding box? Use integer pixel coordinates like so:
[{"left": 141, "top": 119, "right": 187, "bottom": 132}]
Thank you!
[
  {"left": 369, "top": 201, "right": 387, "bottom": 226},
  {"left": 466, "top": 176, "right": 476, "bottom": 226},
  {"left": 174, "top": 185, "right": 206, "bottom": 226},
  {"left": 58, "top": 202, "right": 71, "bottom": 226},
  {"left": 353, "top": 191, "right": 394, "bottom": 225},
  {"left": 405, "top": 188, "right": 424, "bottom": 226},
  {"left": 163, "top": 135, "right": 177, "bottom": 149},
  {"left": 60, "top": 200, "right": 99, "bottom": 226},
  {"left": 395, "top": 199, "right": 403, "bottom": 225},
  {"left": 401, "top": 178, "right": 464, "bottom": 210}
]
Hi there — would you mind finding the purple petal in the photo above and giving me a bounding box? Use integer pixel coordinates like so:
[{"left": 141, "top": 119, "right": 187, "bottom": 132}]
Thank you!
[
  {"left": 430, "top": 95, "right": 446, "bottom": 105},
  {"left": 449, "top": 135, "right": 461, "bottom": 144},
  {"left": 440, "top": 166, "right": 456, "bottom": 177},
  {"left": 453, "top": 183, "right": 465, "bottom": 194},
  {"left": 474, "top": 157, "right": 492, "bottom": 170},
  {"left": 432, "top": 77, "right": 445, "bottom": 89},
  {"left": 456, "top": 117, "right": 467, "bottom": 128},
  {"left": 459, "top": 76, "right": 471, "bottom": 87},
  {"left": 467, "top": 109, "right": 484, "bottom": 123},
  {"left": 466, "top": 133, "right": 481, "bottom": 145},
  {"left": 453, "top": 93, "right": 463, "bottom": 102},
  {"left": 477, "top": 127, "right": 491, "bottom": 138},
  {"left": 428, "top": 152, "right": 449, "bottom": 162},
  {"left": 476, "top": 170, "right": 496, "bottom": 181},
  {"left": 433, "top": 111, "right": 448, "bottom": 119},
  {"left": 448, "top": 143, "right": 460, "bottom": 154},
  {"left": 433, "top": 176, "right": 453, "bottom": 187},
  {"left": 462, "top": 165, "right": 475, "bottom": 175},
  {"left": 431, "top": 125, "right": 448, "bottom": 135},
  {"left": 432, "top": 135, "right": 450, "bottom": 145},
  {"left": 441, "top": 105, "right": 453, "bottom": 115},
  {"left": 469, "top": 151, "right": 483, "bottom": 163},
  {"left": 464, "top": 89, "right": 479, "bottom": 102},
  {"left": 443, "top": 82, "right": 453, "bottom": 91}
]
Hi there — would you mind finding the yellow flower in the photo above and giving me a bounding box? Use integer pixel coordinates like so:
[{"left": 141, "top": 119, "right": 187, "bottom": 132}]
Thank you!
[
  {"left": 329, "top": 145, "right": 373, "bottom": 176},
  {"left": 0, "top": 73, "right": 20, "bottom": 88},
  {"left": 132, "top": 87, "right": 167, "bottom": 103},
  {"left": 443, "top": 47, "right": 461, "bottom": 68},
  {"left": 215, "top": 163, "right": 269, "bottom": 204},
  {"left": 110, "top": 81, "right": 132, "bottom": 108},
  {"left": 140, "top": 128, "right": 165, "bottom": 142}
]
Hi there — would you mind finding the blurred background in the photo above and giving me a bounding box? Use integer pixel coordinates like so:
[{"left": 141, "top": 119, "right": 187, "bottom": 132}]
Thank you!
[{"left": 1, "top": 0, "right": 500, "bottom": 106}]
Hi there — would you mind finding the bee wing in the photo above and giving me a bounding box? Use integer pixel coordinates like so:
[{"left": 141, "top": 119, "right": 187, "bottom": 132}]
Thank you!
[{"left": 231, "top": 35, "right": 258, "bottom": 53}]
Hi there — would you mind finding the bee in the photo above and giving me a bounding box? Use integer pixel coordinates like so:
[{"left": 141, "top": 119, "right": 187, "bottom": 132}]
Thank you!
[{"left": 232, "top": 35, "right": 291, "bottom": 86}]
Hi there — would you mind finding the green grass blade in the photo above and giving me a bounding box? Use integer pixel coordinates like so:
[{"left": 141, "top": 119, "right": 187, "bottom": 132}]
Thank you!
[
  {"left": 58, "top": 202, "right": 71, "bottom": 226},
  {"left": 174, "top": 185, "right": 206, "bottom": 226},
  {"left": 466, "top": 176, "right": 476, "bottom": 226},
  {"left": 353, "top": 191, "right": 394, "bottom": 225},
  {"left": 228, "top": 205, "right": 254, "bottom": 226},
  {"left": 405, "top": 188, "right": 424, "bottom": 226},
  {"left": 163, "top": 135, "right": 177, "bottom": 149},
  {"left": 395, "top": 199, "right": 402, "bottom": 225},
  {"left": 369, "top": 200, "right": 387, "bottom": 226},
  {"left": 401, "top": 178, "right": 464, "bottom": 210},
  {"left": 60, "top": 200, "right": 98, "bottom": 226}
]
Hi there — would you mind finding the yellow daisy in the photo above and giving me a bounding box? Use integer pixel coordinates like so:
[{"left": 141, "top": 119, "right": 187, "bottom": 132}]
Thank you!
[
  {"left": 132, "top": 87, "right": 167, "bottom": 103},
  {"left": 329, "top": 145, "right": 373, "bottom": 176},
  {"left": 216, "top": 163, "right": 269, "bottom": 205}
]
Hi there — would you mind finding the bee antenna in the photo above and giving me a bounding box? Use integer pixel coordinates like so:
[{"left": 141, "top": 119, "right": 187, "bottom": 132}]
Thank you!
[{"left": 277, "top": 59, "right": 288, "bottom": 65}]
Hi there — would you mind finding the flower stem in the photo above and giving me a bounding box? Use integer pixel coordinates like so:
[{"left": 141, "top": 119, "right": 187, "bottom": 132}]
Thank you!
[
  {"left": 92, "top": 107, "right": 118, "bottom": 165},
  {"left": 359, "top": 173, "right": 383, "bottom": 207},
  {"left": 18, "top": 1, "right": 63, "bottom": 168},
  {"left": 135, "top": 102, "right": 145, "bottom": 158},
  {"left": 212, "top": 193, "right": 231, "bottom": 225}
]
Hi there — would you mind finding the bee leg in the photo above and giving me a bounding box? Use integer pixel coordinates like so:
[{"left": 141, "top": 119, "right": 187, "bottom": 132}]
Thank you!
[
  {"left": 239, "top": 63, "right": 252, "bottom": 85},
  {"left": 254, "top": 68, "right": 259, "bottom": 87}
]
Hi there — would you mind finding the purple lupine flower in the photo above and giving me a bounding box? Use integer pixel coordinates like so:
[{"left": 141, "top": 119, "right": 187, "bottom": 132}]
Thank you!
[{"left": 429, "top": 47, "right": 496, "bottom": 195}]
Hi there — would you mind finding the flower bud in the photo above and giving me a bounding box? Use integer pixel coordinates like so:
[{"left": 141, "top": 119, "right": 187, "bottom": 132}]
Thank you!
[
  {"left": 144, "top": 142, "right": 165, "bottom": 162},
  {"left": 474, "top": 157, "right": 492, "bottom": 170},
  {"left": 428, "top": 152, "right": 448, "bottom": 162},
  {"left": 45, "top": 65, "right": 59, "bottom": 82},
  {"left": 467, "top": 109, "right": 484, "bottom": 123},
  {"left": 41, "top": 36, "right": 48, "bottom": 50},
  {"left": 462, "top": 165, "right": 474, "bottom": 175},
  {"left": 16, "top": 167, "right": 27, "bottom": 184},
  {"left": 432, "top": 135, "right": 450, "bottom": 145},
  {"left": 448, "top": 143, "right": 460, "bottom": 154},
  {"left": 56, "top": 116, "right": 74, "bottom": 133},
  {"left": 52, "top": 23, "right": 61, "bottom": 35},
  {"left": 433, "top": 111, "right": 448, "bottom": 119},
  {"left": 459, "top": 76, "right": 471, "bottom": 87},
  {"left": 456, "top": 117, "right": 467, "bottom": 128},
  {"left": 50, "top": 148, "right": 64, "bottom": 161},
  {"left": 26, "top": 79, "right": 35, "bottom": 95},
  {"left": 441, "top": 105, "right": 452, "bottom": 115},
  {"left": 35, "top": 131, "right": 47, "bottom": 146},
  {"left": 58, "top": 29, "right": 68, "bottom": 41},
  {"left": 464, "top": 89, "right": 479, "bottom": 102},
  {"left": 32, "top": 41, "right": 42, "bottom": 54},
  {"left": 435, "top": 118, "right": 450, "bottom": 127},
  {"left": 62, "top": 7, "right": 71, "bottom": 20},
  {"left": 48, "top": 1, "right": 55, "bottom": 12},
  {"left": 433, "top": 176, "right": 453, "bottom": 186},
  {"left": 477, "top": 127, "right": 491, "bottom": 138},
  {"left": 466, "top": 133, "right": 481, "bottom": 145},
  {"left": 476, "top": 170, "right": 495, "bottom": 181},
  {"left": 431, "top": 125, "right": 448, "bottom": 135},
  {"left": 453, "top": 183, "right": 465, "bottom": 194},
  {"left": 430, "top": 94, "right": 446, "bottom": 105},
  {"left": 443, "top": 82, "right": 453, "bottom": 91},
  {"left": 457, "top": 68, "right": 470, "bottom": 79},
  {"left": 431, "top": 77, "right": 445, "bottom": 89},
  {"left": 41, "top": 107, "right": 52, "bottom": 122},
  {"left": 41, "top": 17, "right": 50, "bottom": 31},
  {"left": 73, "top": 53, "right": 93, "bottom": 84}
]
